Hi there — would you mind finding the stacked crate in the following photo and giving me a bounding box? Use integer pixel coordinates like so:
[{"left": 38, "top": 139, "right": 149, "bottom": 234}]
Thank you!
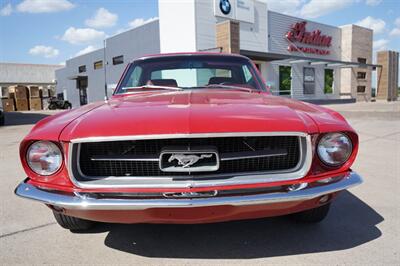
[
  {"left": 1, "top": 86, "right": 15, "bottom": 112},
  {"left": 29, "top": 86, "right": 42, "bottom": 110},
  {"left": 1, "top": 85, "right": 49, "bottom": 111},
  {"left": 14, "top": 86, "right": 29, "bottom": 111}
]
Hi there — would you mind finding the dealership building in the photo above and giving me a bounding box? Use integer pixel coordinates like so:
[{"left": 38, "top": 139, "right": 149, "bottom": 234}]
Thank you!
[{"left": 56, "top": 0, "right": 385, "bottom": 108}]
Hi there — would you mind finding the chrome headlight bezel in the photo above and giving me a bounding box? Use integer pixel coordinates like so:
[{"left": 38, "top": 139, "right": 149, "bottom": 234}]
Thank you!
[
  {"left": 26, "top": 141, "right": 63, "bottom": 176},
  {"left": 317, "top": 132, "right": 353, "bottom": 167}
]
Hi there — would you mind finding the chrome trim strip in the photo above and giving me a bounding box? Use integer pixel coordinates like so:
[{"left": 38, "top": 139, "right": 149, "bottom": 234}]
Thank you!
[
  {"left": 90, "top": 150, "right": 288, "bottom": 162},
  {"left": 15, "top": 172, "right": 363, "bottom": 210},
  {"left": 220, "top": 150, "right": 288, "bottom": 161},
  {"left": 70, "top": 132, "right": 308, "bottom": 143},
  {"left": 91, "top": 156, "right": 159, "bottom": 162},
  {"left": 67, "top": 132, "right": 311, "bottom": 189}
]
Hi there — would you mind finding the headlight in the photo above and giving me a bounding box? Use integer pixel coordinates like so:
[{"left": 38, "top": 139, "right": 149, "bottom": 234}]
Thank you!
[
  {"left": 26, "top": 141, "right": 62, "bottom": 175},
  {"left": 317, "top": 133, "right": 352, "bottom": 166}
]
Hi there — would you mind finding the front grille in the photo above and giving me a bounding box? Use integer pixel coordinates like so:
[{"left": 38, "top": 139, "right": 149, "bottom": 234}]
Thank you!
[{"left": 77, "top": 136, "right": 301, "bottom": 178}]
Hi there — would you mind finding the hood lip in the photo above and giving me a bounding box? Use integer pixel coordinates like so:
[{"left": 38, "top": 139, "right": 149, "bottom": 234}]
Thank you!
[
  {"left": 56, "top": 102, "right": 107, "bottom": 140},
  {"left": 70, "top": 131, "right": 308, "bottom": 143}
]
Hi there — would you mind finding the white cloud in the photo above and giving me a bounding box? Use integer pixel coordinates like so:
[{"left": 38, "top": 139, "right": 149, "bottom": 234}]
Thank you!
[
  {"left": 111, "top": 17, "right": 158, "bottom": 36},
  {"left": 260, "top": 0, "right": 303, "bottom": 16},
  {"left": 389, "top": 28, "right": 400, "bottom": 37},
  {"left": 390, "top": 17, "right": 400, "bottom": 37},
  {"left": 300, "top": 0, "right": 355, "bottom": 19},
  {"left": 0, "top": 3, "right": 12, "bottom": 16},
  {"left": 128, "top": 17, "right": 158, "bottom": 29},
  {"left": 373, "top": 39, "right": 389, "bottom": 51},
  {"left": 17, "top": 0, "right": 74, "bottom": 13},
  {"left": 75, "top": 45, "right": 97, "bottom": 57},
  {"left": 61, "top": 27, "right": 106, "bottom": 45},
  {"left": 29, "top": 45, "right": 59, "bottom": 58},
  {"left": 85, "top": 8, "right": 118, "bottom": 29},
  {"left": 355, "top": 16, "right": 386, "bottom": 34},
  {"left": 365, "top": 0, "right": 382, "bottom": 6},
  {"left": 395, "top": 17, "right": 400, "bottom": 28}
]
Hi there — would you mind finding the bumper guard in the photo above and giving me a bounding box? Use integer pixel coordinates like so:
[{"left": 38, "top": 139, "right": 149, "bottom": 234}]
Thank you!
[{"left": 15, "top": 172, "right": 362, "bottom": 210}]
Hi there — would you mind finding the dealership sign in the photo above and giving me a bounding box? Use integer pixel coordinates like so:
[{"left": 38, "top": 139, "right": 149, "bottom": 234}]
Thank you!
[
  {"left": 214, "top": 0, "right": 254, "bottom": 23},
  {"left": 286, "top": 21, "right": 332, "bottom": 55},
  {"left": 219, "top": 0, "right": 232, "bottom": 15}
]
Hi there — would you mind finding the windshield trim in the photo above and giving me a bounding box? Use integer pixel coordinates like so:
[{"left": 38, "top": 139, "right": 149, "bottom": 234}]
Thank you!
[{"left": 113, "top": 55, "right": 266, "bottom": 95}]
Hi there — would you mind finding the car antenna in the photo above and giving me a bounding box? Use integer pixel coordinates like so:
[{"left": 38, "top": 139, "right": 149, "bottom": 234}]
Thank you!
[{"left": 103, "top": 39, "right": 108, "bottom": 102}]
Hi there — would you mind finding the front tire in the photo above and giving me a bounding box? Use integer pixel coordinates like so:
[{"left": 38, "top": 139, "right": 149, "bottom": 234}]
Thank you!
[
  {"left": 290, "top": 203, "right": 331, "bottom": 223},
  {"left": 52, "top": 211, "right": 94, "bottom": 231}
]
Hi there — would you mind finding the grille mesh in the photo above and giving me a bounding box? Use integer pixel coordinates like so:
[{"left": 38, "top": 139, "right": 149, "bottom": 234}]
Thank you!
[{"left": 78, "top": 136, "right": 300, "bottom": 177}]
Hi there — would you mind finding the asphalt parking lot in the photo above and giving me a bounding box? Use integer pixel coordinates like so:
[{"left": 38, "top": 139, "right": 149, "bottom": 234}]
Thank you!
[{"left": 0, "top": 102, "right": 399, "bottom": 265}]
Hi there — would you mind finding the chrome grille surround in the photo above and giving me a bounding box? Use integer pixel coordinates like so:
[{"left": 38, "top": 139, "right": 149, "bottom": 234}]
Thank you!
[{"left": 67, "top": 132, "right": 312, "bottom": 189}]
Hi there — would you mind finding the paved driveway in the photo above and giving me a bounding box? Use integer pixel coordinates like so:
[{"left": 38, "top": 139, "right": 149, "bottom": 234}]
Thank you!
[{"left": 0, "top": 103, "right": 399, "bottom": 265}]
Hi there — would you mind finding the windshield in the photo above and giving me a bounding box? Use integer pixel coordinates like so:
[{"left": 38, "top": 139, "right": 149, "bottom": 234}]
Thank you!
[{"left": 115, "top": 55, "right": 266, "bottom": 94}]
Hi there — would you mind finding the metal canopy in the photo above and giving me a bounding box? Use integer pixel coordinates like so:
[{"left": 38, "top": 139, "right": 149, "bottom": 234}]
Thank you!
[
  {"left": 240, "top": 50, "right": 381, "bottom": 69},
  {"left": 67, "top": 75, "right": 88, "bottom": 80}
]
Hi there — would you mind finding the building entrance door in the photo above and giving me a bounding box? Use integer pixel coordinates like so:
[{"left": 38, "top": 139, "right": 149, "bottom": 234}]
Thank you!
[{"left": 77, "top": 77, "right": 88, "bottom": 106}]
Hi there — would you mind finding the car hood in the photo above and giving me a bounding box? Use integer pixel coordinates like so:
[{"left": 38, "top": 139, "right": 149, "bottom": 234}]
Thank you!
[
  {"left": 25, "top": 102, "right": 105, "bottom": 142},
  {"left": 56, "top": 90, "right": 352, "bottom": 142}
]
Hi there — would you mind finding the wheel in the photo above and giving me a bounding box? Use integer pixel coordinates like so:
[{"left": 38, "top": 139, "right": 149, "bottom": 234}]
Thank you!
[
  {"left": 48, "top": 103, "right": 57, "bottom": 110},
  {"left": 290, "top": 203, "right": 331, "bottom": 223},
  {"left": 63, "top": 102, "right": 72, "bottom": 109},
  {"left": 52, "top": 211, "right": 94, "bottom": 231},
  {"left": 0, "top": 115, "right": 4, "bottom": 126}
]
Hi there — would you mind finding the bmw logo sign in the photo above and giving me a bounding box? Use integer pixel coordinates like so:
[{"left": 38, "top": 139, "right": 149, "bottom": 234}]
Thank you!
[{"left": 219, "top": 0, "right": 231, "bottom": 15}]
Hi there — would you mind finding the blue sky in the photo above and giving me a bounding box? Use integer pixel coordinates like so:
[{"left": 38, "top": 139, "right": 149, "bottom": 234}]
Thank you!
[
  {"left": 0, "top": 0, "right": 399, "bottom": 66},
  {"left": 0, "top": 0, "right": 158, "bottom": 64}
]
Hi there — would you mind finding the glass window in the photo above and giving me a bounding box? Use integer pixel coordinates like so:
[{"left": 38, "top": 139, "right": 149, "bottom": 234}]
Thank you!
[
  {"left": 357, "top": 86, "right": 366, "bottom": 93},
  {"left": 150, "top": 68, "right": 233, "bottom": 87},
  {"left": 115, "top": 55, "right": 265, "bottom": 93},
  {"left": 324, "top": 69, "right": 334, "bottom": 94},
  {"left": 124, "top": 66, "right": 143, "bottom": 87},
  {"left": 357, "top": 72, "right": 366, "bottom": 79},
  {"left": 79, "top": 88, "right": 87, "bottom": 106},
  {"left": 242, "top": 65, "right": 253, "bottom": 82},
  {"left": 94, "top": 61, "right": 103, "bottom": 70},
  {"left": 279, "top": 66, "right": 291, "bottom": 95},
  {"left": 303, "top": 67, "right": 315, "bottom": 95},
  {"left": 78, "top": 65, "right": 86, "bottom": 73},
  {"left": 113, "top": 55, "right": 124, "bottom": 65},
  {"left": 357, "top": 58, "right": 367, "bottom": 64}
]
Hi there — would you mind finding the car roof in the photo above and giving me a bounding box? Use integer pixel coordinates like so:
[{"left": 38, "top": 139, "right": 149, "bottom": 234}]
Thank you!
[{"left": 135, "top": 52, "right": 249, "bottom": 62}]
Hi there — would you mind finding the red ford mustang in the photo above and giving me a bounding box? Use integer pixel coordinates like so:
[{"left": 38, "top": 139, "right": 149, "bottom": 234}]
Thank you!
[{"left": 15, "top": 53, "right": 362, "bottom": 231}]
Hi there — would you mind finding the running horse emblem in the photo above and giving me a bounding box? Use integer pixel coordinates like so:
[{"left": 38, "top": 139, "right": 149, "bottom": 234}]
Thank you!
[{"left": 168, "top": 154, "right": 213, "bottom": 168}]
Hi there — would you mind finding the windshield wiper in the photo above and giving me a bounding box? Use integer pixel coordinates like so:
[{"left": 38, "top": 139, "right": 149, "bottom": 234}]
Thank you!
[
  {"left": 204, "top": 84, "right": 255, "bottom": 92},
  {"left": 121, "top": 85, "right": 183, "bottom": 91}
]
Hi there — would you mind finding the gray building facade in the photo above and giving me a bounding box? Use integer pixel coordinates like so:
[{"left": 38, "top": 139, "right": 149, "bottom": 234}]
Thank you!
[{"left": 56, "top": 0, "right": 379, "bottom": 108}]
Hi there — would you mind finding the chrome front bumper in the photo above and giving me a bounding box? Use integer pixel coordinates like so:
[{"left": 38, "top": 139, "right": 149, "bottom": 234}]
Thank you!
[{"left": 15, "top": 172, "right": 362, "bottom": 211}]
